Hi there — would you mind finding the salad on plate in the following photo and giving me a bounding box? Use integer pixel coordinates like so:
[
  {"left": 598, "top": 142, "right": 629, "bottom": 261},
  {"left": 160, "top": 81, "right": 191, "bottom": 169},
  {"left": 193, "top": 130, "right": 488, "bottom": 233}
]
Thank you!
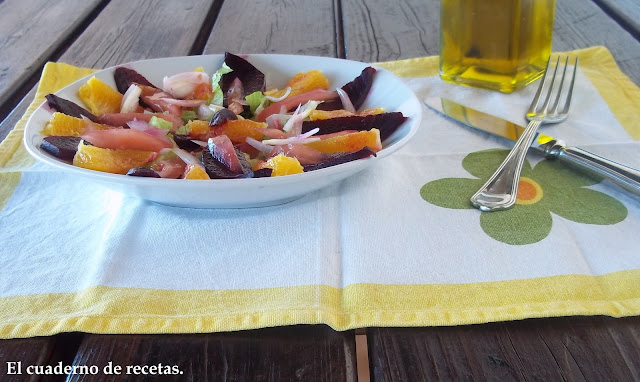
[{"left": 39, "top": 52, "right": 408, "bottom": 180}]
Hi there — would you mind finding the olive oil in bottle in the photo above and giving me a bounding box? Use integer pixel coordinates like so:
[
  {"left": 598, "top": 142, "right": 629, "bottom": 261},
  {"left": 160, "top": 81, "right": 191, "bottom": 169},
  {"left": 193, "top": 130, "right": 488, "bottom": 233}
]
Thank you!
[{"left": 439, "top": 0, "right": 555, "bottom": 93}]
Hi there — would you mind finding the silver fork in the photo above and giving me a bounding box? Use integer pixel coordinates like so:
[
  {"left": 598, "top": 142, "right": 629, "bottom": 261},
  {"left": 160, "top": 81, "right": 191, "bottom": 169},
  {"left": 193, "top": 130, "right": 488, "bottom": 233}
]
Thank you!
[{"left": 470, "top": 56, "right": 578, "bottom": 211}]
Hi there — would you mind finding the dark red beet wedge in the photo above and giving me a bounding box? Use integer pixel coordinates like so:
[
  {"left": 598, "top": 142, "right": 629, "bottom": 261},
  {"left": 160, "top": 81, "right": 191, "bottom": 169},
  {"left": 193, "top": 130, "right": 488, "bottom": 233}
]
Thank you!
[
  {"left": 202, "top": 149, "right": 253, "bottom": 179},
  {"left": 126, "top": 167, "right": 161, "bottom": 178},
  {"left": 114, "top": 67, "right": 157, "bottom": 94},
  {"left": 172, "top": 134, "right": 203, "bottom": 151},
  {"left": 317, "top": 66, "right": 377, "bottom": 111},
  {"left": 45, "top": 94, "right": 98, "bottom": 122},
  {"left": 220, "top": 53, "right": 266, "bottom": 105},
  {"left": 303, "top": 147, "right": 376, "bottom": 172},
  {"left": 40, "top": 136, "right": 82, "bottom": 161},
  {"left": 301, "top": 112, "right": 407, "bottom": 142}
]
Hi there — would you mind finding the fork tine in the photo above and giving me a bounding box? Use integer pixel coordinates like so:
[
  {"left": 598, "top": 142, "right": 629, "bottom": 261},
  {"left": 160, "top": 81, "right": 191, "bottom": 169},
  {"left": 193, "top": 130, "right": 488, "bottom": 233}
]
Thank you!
[
  {"left": 526, "top": 57, "right": 554, "bottom": 116},
  {"left": 539, "top": 56, "right": 561, "bottom": 114},
  {"left": 561, "top": 57, "right": 578, "bottom": 114},
  {"left": 549, "top": 56, "right": 570, "bottom": 114}
]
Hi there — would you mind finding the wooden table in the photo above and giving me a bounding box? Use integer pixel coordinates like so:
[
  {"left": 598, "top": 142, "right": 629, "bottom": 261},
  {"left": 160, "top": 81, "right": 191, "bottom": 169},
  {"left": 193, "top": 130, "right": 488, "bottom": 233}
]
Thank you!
[{"left": 1, "top": 0, "right": 639, "bottom": 380}]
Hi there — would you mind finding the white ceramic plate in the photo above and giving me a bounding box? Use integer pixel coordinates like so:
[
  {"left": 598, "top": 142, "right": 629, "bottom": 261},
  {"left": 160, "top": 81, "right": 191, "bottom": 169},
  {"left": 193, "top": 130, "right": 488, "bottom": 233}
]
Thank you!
[{"left": 24, "top": 54, "right": 422, "bottom": 208}]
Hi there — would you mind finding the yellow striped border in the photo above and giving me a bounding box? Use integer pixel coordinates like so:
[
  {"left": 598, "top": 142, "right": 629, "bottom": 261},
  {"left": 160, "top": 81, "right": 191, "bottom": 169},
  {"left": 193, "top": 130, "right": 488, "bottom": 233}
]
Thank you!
[{"left": 1, "top": 270, "right": 639, "bottom": 338}]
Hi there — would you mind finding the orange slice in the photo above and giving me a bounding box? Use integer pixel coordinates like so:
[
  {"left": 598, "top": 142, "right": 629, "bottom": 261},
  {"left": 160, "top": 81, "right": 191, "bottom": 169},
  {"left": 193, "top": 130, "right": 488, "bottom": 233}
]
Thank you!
[
  {"left": 305, "top": 129, "right": 382, "bottom": 154},
  {"left": 78, "top": 76, "right": 123, "bottom": 115}
]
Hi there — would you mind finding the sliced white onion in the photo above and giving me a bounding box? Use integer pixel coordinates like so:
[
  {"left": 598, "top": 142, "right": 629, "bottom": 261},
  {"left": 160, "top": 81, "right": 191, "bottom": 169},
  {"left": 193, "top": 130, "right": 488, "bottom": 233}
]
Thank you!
[
  {"left": 158, "top": 98, "right": 205, "bottom": 107},
  {"left": 298, "top": 127, "right": 320, "bottom": 138},
  {"left": 162, "top": 71, "right": 210, "bottom": 99},
  {"left": 245, "top": 137, "right": 274, "bottom": 153},
  {"left": 261, "top": 136, "right": 320, "bottom": 146},
  {"left": 282, "top": 100, "right": 322, "bottom": 134},
  {"left": 336, "top": 88, "right": 356, "bottom": 113},
  {"left": 120, "top": 84, "right": 142, "bottom": 113},
  {"left": 126, "top": 119, "right": 151, "bottom": 131},
  {"left": 266, "top": 113, "right": 290, "bottom": 130},
  {"left": 190, "top": 139, "right": 208, "bottom": 147},
  {"left": 172, "top": 147, "right": 200, "bottom": 166},
  {"left": 264, "top": 87, "right": 292, "bottom": 102}
]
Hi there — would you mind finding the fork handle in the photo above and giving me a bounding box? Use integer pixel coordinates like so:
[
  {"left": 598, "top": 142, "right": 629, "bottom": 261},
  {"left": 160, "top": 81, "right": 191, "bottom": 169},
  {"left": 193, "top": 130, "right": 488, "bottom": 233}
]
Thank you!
[
  {"left": 543, "top": 141, "right": 640, "bottom": 196},
  {"left": 470, "top": 119, "right": 543, "bottom": 211}
]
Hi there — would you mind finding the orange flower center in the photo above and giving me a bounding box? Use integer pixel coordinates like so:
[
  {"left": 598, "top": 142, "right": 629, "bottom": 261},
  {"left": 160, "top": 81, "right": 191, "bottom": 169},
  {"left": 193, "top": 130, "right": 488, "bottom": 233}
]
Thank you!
[{"left": 515, "top": 177, "right": 543, "bottom": 205}]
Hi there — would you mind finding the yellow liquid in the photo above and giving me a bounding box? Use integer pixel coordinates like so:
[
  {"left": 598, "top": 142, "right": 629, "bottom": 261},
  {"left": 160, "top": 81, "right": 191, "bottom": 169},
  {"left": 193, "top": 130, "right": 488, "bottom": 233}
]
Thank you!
[{"left": 439, "top": 0, "right": 555, "bottom": 93}]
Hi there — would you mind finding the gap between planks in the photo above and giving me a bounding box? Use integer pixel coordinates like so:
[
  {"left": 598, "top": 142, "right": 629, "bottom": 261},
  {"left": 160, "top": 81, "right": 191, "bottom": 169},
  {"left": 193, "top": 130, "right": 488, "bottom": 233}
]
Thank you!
[{"left": 355, "top": 328, "right": 371, "bottom": 382}]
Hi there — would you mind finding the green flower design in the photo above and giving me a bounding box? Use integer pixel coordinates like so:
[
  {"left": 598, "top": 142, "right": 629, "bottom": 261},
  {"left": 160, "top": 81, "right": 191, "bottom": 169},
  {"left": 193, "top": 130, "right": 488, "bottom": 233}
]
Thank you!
[{"left": 420, "top": 149, "right": 628, "bottom": 245}]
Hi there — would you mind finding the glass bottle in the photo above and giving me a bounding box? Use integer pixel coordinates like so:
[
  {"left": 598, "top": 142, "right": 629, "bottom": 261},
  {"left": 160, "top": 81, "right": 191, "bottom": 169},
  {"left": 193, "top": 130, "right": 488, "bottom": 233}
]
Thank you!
[{"left": 439, "top": 0, "right": 556, "bottom": 93}]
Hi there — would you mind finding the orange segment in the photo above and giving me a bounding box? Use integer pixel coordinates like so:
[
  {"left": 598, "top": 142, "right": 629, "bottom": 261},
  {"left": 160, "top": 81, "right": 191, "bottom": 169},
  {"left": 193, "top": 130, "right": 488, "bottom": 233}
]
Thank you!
[
  {"left": 264, "top": 70, "right": 329, "bottom": 99},
  {"left": 78, "top": 76, "right": 123, "bottom": 115},
  {"left": 187, "top": 120, "right": 211, "bottom": 139},
  {"left": 305, "top": 129, "right": 382, "bottom": 154},
  {"left": 184, "top": 163, "right": 210, "bottom": 179},
  {"left": 309, "top": 107, "right": 386, "bottom": 120},
  {"left": 217, "top": 119, "right": 267, "bottom": 143},
  {"left": 41, "top": 112, "right": 112, "bottom": 136},
  {"left": 73, "top": 141, "right": 154, "bottom": 174},
  {"left": 263, "top": 154, "right": 303, "bottom": 176}
]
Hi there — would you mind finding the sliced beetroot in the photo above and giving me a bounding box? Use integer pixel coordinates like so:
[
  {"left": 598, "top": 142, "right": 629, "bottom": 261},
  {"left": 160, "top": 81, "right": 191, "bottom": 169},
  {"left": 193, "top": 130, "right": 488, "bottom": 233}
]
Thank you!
[
  {"left": 220, "top": 53, "right": 266, "bottom": 105},
  {"left": 126, "top": 167, "right": 161, "bottom": 178},
  {"left": 302, "top": 147, "right": 377, "bottom": 172},
  {"left": 317, "top": 66, "right": 377, "bottom": 111},
  {"left": 40, "top": 136, "right": 82, "bottom": 161},
  {"left": 45, "top": 94, "right": 98, "bottom": 122},
  {"left": 202, "top": 150, "right": 253, "bottom": 179},
  {"left": 209, "top": 108, "right": 237, "bottom": 127},
  {"left": 342, "top": 66, "right": 376, "bottom": 110},
  {"left": 301, "top": 112, "right": 407, "bottom": 142},
  {"left": 252, "top": 168, "right": 273, "bottom": 178},
  {"left": 114, "top": 67, "right": 157, "bottom": 94},
  {"left": 173, "top": 134, "right": 203, "bottom": 151}
]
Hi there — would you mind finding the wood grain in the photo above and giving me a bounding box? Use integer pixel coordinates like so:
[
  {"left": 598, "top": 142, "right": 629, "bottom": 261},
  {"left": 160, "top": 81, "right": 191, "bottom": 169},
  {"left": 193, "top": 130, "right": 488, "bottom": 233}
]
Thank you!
[
  {"left": 341, "top": 0, "right": 440, "bottom": 62},
  {"left": 368, "top": 316, "right": 640, "bottom": 382},
  {"left": 553, "top": 0, "right": 640, "bottom": 86},
  {"left": 0, "top": 0, "right": 105, "bottom": 119},
  {"left": 58, "top": 0, "right": 217, "bottom": 69},
  {"left": 67, "top": 326, "right": 357, "bottom": 382},
  {"left": 592, "top": 0, "right": 640, "bottom": 40},
  {"left": 203, "top": 0, "right": 338, "bottom": 57}
]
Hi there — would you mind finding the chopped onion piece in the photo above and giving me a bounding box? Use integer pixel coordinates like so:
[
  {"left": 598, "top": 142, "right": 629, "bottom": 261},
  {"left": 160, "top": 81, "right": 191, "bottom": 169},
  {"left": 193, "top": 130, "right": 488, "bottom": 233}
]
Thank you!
[
  {"left": 245, "top": 137, "right": 274, "bottom": 153},
  {"left": 162, "top": 71, "right": 210, "bottom": 99},
  {"left": 264, "top": 87, "right": 292, "bottom": 102},
  {"left": 336, "top": 88, "right": 356, "bottom": 112},
  {"left": 190, "top": 140, "right": 208, "bottom": 147},
  {"left": 282, "top": 100, "right": 322, "bottom": 134},
  {"left": 262, "top": 136, "right": 320, "bottom": 146},
  {"left": 158, "top": 98, "right": 205, "bottom": 107},
  {"left": 120, "top": 84, "right": 142, "bottom": 113},
  {"left": 126, "top": 119, "right": 151, "bottom": 131},
  {"left": 172, "top": 148, "right": 201, "bottom": 166}
]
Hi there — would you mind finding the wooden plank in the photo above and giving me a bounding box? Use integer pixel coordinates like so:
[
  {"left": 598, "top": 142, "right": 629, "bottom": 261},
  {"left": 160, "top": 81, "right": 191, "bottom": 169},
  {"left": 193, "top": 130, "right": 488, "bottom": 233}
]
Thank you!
[
  {"left": 341, "top": 0, "right": 640, "bottom": 86},
  {"left": 553, "top": 0, "right": 640, "bottom": 86},
  {"left": 66, "top": 326, "right": 357, "bottom": 381},
  {"left": 203, "top": 0, "right": 339, "bottom": 57},
  {"left": 340, "top": 0, "right": 440, "bottom": 62},
  {"left": 592, "top": 0, "right": 640, "bottom": 40},
  {"left": 368, "top": 316, "right": 640, "bottom": 381},
  {"left": 0, "top": 0, "right": 105, "bottom": 120},
  {"left": 57, "top": 0, "right": 218, "bottom": 68},
  {"left": 0, "top": 333, "right": 83, "bottom": 381}
]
